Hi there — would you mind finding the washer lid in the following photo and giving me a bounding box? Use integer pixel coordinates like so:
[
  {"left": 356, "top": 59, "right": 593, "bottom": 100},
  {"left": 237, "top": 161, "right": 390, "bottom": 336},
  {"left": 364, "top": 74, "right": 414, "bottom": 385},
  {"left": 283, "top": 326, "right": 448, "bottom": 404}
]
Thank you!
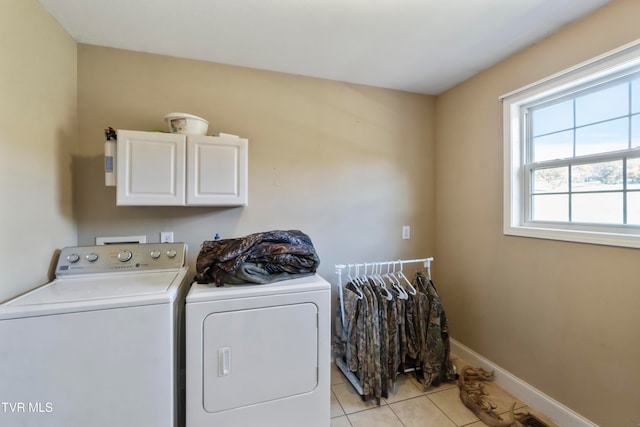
[{"left": 1, "top": 268, "right": 187, "bottom": 319}]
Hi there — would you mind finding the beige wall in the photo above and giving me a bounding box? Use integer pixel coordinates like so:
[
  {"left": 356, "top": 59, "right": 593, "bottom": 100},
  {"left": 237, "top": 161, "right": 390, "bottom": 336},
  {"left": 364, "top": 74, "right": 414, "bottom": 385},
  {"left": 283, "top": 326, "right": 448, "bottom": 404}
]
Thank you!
[
  {"left": 75, "top": 45, "right": 436, "bottom": 287},
  {"left": 0, "top": 0, "right": 77, "bottom": 302},
  {"left": 10, "top": 1, "right": 637, "bottom": 424},
  {"left": 435, "top": 1, "right": 640, "bottom": 425}
]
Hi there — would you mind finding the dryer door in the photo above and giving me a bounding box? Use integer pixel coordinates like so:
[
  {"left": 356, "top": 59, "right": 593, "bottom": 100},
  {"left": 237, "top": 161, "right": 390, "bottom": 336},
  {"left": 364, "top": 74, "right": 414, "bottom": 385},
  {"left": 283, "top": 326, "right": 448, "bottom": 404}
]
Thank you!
[{"left": 202, "top": 303, "right": 318, "bottom": 413}]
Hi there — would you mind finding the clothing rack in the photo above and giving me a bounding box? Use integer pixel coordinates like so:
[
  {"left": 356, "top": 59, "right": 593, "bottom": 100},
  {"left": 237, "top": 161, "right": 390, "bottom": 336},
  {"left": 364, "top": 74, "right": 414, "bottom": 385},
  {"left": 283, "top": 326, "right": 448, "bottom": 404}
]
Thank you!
[{"left": 334, "top": 257, "right": 433, "bottom": 397}]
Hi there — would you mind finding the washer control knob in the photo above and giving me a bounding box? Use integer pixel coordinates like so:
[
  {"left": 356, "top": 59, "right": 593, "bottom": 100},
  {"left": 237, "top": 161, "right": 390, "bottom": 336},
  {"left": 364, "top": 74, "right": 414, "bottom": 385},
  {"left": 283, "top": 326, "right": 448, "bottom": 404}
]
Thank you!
[
  {"left": 66, "top": 253, "right": 80, "bottom": 263},
  {"left": 117, "top": 249, "right": 133, "bottom": 262},
  {"left": 86, "top": 253, "right": 99, "bottom": 262},
  {"left": 166, "top": 249, "right": 177, "bottom": 258},
  {"left": 150, "top": 249, "right": 161, "bottom": 259}
]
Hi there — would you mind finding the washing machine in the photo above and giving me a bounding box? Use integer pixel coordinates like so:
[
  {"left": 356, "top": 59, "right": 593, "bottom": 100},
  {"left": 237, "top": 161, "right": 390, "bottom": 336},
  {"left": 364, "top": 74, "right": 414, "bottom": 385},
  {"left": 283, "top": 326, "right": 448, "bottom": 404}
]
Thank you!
[
  {"left": 185, "top": 274, "right": 331, "bottom": 427},
  {"left": 0, "top": 243, "right": 190, "bottom": 427}
]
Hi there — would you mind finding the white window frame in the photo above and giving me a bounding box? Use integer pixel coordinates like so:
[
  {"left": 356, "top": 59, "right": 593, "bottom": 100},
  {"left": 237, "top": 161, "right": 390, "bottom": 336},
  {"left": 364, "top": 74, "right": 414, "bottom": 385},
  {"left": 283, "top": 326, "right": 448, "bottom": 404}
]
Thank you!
[{"left": 502, "top": 39, "right": 640, "bottom": 249}]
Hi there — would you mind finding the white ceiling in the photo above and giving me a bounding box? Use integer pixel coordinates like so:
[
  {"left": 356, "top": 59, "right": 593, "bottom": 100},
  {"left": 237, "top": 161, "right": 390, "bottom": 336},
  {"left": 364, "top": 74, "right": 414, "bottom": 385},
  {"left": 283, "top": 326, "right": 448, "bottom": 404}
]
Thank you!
[{"left": 38, "top": 0, "right": 611, "bottom": 95}]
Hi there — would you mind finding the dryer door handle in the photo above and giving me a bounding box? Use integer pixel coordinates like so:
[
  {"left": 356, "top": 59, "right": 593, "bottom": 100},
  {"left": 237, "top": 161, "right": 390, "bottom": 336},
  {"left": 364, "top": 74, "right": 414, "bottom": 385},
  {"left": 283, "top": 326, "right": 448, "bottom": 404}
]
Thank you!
[{"left": 218, "top": 347, "right": 231, "bottom": 377}]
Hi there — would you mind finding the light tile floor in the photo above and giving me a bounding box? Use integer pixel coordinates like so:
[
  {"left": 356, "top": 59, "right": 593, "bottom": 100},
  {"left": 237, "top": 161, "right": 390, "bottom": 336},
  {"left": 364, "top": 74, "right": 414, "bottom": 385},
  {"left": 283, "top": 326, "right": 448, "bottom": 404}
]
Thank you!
[{"left": 330, "top": 354, "right": 560, "bottom": 427}]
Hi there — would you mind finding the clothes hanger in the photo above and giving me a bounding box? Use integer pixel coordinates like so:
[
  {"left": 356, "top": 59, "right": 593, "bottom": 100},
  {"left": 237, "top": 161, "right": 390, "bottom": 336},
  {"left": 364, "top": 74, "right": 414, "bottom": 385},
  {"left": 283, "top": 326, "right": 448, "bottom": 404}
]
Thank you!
[
  {"left": 413, "top": 265, "right": 429, "bottom": 292},
  {"left": 356, "top": 264, "right": 367, "bottom": 286},
  {"left": 371, "top": 262, "right": 393, "bottom": 301},
  {"left": 396, "top": 261, "right": 417, "bottom": 295},
  {"left": 347, "top": 264, "right": 364, "bottom": 299},
  {"left": 384, "top": 262, "right": 408, "bottom": 300}
]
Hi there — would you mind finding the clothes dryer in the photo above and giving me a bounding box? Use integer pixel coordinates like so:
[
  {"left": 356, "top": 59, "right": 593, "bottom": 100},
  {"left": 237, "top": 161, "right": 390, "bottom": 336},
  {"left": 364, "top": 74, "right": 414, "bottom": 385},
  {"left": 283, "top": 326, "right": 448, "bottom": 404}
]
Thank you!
[
  {"left": 0, "top": 243, "right": 189, "bottom": 427},
  {"left": 185, "top": 274, "right": 331, "bottom": 427}
]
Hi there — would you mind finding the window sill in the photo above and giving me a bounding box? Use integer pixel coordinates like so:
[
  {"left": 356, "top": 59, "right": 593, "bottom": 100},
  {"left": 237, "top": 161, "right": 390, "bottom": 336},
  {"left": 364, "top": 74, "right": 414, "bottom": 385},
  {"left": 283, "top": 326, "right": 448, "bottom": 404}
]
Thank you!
[{"left": 504, "top": 223, "right": 640, "bottom": 249}]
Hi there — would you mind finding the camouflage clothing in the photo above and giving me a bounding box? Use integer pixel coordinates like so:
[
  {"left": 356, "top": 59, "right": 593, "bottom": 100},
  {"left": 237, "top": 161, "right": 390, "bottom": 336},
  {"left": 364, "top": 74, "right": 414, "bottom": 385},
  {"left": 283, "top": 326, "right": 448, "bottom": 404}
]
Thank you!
[
  {"left": 404, "top": 293, "right": 420, "bottom": 360},
  {"left": 414, "top": 272, "right": 456, "bottom": 388},
  {"left": 335, "top": 270, "right": 455, "bottom": 403},
  {"left": 370, "top": 280, "right": 389, "bottom": 398},
  {"left": 195, "top": 230, "right": 320, "bottom": 286},
  {"left": 396, "top": 297, "right": 408, "bottom": 369},
  {"left": 386, "top": 294, "right": 400, "bottom": 385},
  {"left": 415, "top": 288, "right": 430, "bottom": 380},
  {"left": 361, "top": 282, "right": 382, "bottom": 403},
  {"left": 333, "top": 282, "right": 360, "bottom": 372}
]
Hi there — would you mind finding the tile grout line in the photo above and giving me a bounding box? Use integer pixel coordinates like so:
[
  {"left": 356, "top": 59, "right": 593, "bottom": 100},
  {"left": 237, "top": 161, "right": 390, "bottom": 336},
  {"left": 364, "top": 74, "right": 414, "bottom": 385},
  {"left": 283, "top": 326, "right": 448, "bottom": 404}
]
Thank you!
[
  {"left": 385, "top": 401, "right": 409, "bottom": 427},
  {"left": 424, "top": 393, "right": 465, "bottom": 427},
  {"left": 330, "top": 388, "right": 348, "bottom": 419},
  {"left": 425, "top": 387, "right": 480, "bottom": 427},
  {"left": 343, "top": 413, "right": 355, "bottom": 427}
]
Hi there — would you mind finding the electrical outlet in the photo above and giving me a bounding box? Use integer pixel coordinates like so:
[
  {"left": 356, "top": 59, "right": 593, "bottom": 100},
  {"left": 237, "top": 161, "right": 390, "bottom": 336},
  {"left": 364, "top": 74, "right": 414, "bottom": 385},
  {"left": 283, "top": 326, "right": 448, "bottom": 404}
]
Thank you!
[
  {"left": 160, "top": 231, "right": 174, "bottom": 243},
  {"left": 402, "top": 225, "right": 410, "bottom": 240}
]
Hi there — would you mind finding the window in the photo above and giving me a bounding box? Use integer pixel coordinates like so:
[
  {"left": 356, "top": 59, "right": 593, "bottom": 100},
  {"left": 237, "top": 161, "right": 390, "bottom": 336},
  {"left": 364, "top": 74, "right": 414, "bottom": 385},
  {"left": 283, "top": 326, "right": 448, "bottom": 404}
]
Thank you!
[{"left": 502, "top": 39, "right": 640, "bottom": 248}]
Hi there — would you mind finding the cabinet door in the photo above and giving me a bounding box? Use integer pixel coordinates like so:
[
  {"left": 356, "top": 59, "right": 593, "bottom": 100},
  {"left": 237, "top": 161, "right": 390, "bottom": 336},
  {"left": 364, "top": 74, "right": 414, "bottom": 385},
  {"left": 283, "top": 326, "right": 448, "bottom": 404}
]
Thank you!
[
  {"left": 117, "top": 130, "right": 186, "bottom": 206},
  {"left": 186, "top": 135, "right": 248, "bottom": 206}
]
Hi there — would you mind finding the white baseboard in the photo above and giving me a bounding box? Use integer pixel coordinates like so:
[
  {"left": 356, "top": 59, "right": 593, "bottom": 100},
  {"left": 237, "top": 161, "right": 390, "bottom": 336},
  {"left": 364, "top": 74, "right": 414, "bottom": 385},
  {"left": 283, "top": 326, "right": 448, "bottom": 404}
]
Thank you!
[{"left": 450, "top": 338, "right": 599, "bottom": 427}]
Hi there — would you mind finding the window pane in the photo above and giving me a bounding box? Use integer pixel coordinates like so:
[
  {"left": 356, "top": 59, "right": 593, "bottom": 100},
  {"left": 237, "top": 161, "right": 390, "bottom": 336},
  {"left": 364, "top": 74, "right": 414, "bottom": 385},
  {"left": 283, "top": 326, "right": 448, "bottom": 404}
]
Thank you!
[
  {"left": 507, "top": 47, "right": 640, "bottom": 245},
  {"left": 575, "top": 83, "right": 628, "bottom": 126},
  {"left": 632, "top": 114, "right": 640, "bottom": 148},
  {"left": 532, "top": 167, "right": 568, "bottom": 193},
  {"left": 627, "top": 192, "right": 640, "bottom": 225},
  {"left": 531, "top": 194, "right": 568, "bottom": 222},
  {"left": 575, "top": 118, "right": 628, "bottom": 156},
  {"left": 632, "top": 78, "right": 640, "bottom": 114},
  {"left": 627, "top": 158, "right": 640, "bottom": 190},
  {"left": 572, "top": 161, "right": 623, "bottom": 192},
  {"left": 532, "top": 130, "right": 573, "bottom": 162},
  {"left": 572, "top": 192, "right": 623, "bottom": 224},
  {"left": 531, "top": 100, "right": 573, "bottom": 137}
]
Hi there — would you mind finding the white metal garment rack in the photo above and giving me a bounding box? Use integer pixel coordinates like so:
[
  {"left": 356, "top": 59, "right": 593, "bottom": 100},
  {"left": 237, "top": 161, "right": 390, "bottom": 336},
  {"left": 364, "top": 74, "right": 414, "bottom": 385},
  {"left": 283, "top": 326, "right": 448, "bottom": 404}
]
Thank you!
[{"left": 334, "top": 257, "right": 433, "bottom": 397}]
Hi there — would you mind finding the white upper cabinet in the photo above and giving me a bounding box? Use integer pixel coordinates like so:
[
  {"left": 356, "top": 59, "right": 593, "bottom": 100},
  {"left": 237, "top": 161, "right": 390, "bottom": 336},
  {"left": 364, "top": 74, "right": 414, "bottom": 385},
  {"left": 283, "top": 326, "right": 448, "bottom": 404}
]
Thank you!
[
  {"left": 186, "top": 135, "right": 248, "bottom": 206},
  {"left": 117, "top": 130, "right": 186, "bottom": 206},
  {"left": 116, "top": 130, "right": 248, "bottom": 206}
]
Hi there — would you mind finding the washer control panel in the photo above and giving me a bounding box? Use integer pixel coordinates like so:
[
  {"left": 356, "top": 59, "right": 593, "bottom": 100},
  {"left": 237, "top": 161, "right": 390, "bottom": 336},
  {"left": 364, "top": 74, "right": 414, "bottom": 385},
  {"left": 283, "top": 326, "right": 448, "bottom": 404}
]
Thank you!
[{"left": 56, "top": 243, "right": 187, "bottom": 276}]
